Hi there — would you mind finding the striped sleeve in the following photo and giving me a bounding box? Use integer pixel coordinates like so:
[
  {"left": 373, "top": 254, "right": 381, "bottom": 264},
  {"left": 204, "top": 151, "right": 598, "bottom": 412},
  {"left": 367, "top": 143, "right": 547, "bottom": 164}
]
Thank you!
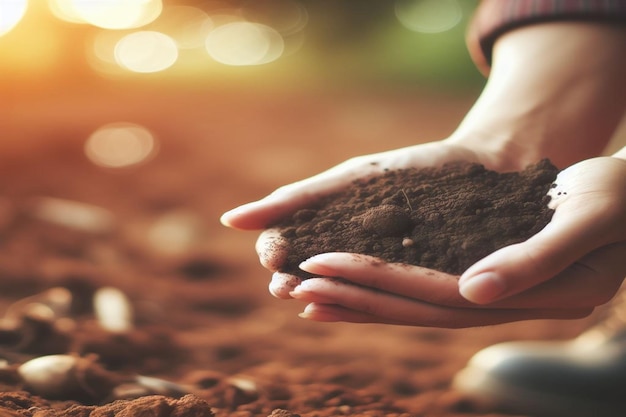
[{"left": 467, "top": 0, "right": 626, "bottom": 75}]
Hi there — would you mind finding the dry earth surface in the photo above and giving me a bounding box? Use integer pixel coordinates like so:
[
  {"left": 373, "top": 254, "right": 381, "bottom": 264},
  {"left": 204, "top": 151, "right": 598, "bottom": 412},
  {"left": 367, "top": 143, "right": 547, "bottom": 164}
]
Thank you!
[{"left": 0, "top": 84, "right": 595, "bottom": 417}]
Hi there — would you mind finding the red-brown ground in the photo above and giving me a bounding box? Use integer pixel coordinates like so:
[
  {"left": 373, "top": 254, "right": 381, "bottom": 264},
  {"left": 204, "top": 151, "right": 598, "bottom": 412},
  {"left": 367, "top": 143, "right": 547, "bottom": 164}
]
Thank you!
[{"left": 0, "top": 84, "right": 595, "bottom": 416}]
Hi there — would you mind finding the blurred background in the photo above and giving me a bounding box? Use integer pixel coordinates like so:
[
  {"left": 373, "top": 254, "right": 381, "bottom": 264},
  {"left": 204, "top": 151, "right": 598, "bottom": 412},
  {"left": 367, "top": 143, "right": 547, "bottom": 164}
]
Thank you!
[
  {"left": 0, "top": 0, "right": 488, "bottom": 214},
  {"left": 1, "top": 4, "right": 620, "bottom": 414},
  {"left": 0, "top": 0, "right": 494, "bottom": 314},
  {"left": 1, "top": 0, "right": 483, "bottom": 88}
]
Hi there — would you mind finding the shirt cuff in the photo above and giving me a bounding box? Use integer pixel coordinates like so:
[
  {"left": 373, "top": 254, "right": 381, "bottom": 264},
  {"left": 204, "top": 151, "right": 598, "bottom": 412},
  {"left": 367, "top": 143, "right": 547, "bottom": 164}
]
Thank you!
[{"left": 467, "top": 0, "right": 626, "bottom": 75}]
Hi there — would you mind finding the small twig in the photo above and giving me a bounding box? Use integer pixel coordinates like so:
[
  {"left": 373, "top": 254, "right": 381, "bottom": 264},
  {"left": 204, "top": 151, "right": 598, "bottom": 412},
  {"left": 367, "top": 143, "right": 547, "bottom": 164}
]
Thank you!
[{"left": 401, "top": 189, "right": 413, "bottom": 212}]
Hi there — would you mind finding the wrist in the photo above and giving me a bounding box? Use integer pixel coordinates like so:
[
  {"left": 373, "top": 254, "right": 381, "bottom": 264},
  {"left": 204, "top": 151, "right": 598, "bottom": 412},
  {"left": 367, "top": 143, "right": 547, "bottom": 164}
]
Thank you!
[
  {"left": 450, "top": 22, "right": 626, "bottom": 170},
  {"left": 614, "top": 146, "right": 626, "bottom": 161}
]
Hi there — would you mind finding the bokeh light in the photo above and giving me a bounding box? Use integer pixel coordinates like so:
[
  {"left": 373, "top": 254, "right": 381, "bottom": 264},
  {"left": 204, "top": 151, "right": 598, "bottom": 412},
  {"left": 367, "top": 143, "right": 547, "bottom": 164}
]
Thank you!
[
  {"left": 241, "top": 0, "right": 308, "bottom": 36},
  {"left": 70, "top": 0, "right": 162, "bottom": 30},
  {"left": 205, "top": 21, "right": 284, "bottom": 66},
  {"left": 0, "top": 0, "right": 28, "bottom": 36},
  {"left": 395, "top": 0, "right": 462, "bottom": 34},
  {"left": 87, "top": 29, "right": 124, "bottom": 74},
  {"left": 152, "top": 5, "right": 214, "bottom": 49},
  {"left": 147, "top": 210, "right": 204, "bottom": 255},
  {"left": 47, "top": 0, "right": 85, "bottom": 24},
  {"left": 2, "top": 1, "right": 482, "bottom": 88},
  {"left": 114, "top": 31, "right": 178, "bottom": 73},
  {"left": 85, "top": 123, "right": 158, "bottom": 168}
]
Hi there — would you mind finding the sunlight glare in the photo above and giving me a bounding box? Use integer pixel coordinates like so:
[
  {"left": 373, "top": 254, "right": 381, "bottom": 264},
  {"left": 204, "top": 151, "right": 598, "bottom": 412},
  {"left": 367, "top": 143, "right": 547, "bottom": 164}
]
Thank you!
[
  {"left": 90, "top": 30, "right": 122, "bottom": 65},
  {"left": 114, "top": 31, "right": 178, "bottom": 73},
  {"left": 242, "top": 0, "right": 308, "bottom": 36},
  {"left": 0, "top": 0, "right": 28, "bottom": 37},
  {"left": 205, "top": 22, "right": 284, "bottom": 66},
  {"left": 48, "top": 0, "right": 85, "bottom": 24},
  {"left": 71, "top": 0, "right": 162, "bottom": 30},
  {"left": 395, "top": 0, "right": 462, "bottom": 34},
  {"left": 85, "top": 123, "right": 158, "bottom": 168},
  {"left": 147, "top": 211, "right": 204, "bottom": 255},
  {"left": 154, "top": 5, "right": 213, "bottom": 49}
]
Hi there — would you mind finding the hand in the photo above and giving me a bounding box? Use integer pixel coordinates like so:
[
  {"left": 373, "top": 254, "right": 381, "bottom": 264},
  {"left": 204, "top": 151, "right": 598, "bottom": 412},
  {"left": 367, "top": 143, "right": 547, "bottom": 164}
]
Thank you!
[
  {"left": 221, "top": 140, "right": 513, "bottom": 298},
  {"left": 286, "top": 150, "right": 626, "bottom": 328},
  {"left": 221, "top": 141, "right": 501, "bottom": 230},
  {"left": 220, "top": 21, "right": 626, "bottom": 328}
]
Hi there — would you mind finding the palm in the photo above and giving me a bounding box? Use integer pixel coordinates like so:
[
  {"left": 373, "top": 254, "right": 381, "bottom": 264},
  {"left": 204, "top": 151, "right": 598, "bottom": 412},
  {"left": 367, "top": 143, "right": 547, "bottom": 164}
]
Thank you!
[{"left": 288, "top": 156, "right": 626, "bottom": 328}]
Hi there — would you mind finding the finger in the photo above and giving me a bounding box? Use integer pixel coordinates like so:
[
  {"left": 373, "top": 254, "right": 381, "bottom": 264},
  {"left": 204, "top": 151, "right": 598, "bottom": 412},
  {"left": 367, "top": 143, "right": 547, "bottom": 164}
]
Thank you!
[
  {"left": 613, "top": 145, "right": 626, "bottom": 160},
  {"left": 269, "top": 272, "right": 302, "bottom": 299},
  {"left": 255, "top": 228, "right": 288, "bottom": 271},
  {"left": 220, "top": 142, "right": 480, "bottom": 230},
  {"left": 458, "top": 220, "right": 603, "bottom": 305},
  {"left": 459, "top": 158, "right": 626, "bottom": 304},
  {"left": 220, "top": 156, "right": 390, "bottom": 230},
  {"left": 299, "top": 252, "right": 468, "bottom": 307},
  {"left": 299, "top": 302, "right": 591, "bottom": 327},
  {"left": 220, "top": 194, "right": 312, "bottom": 231},
  {"left": 299, "top": 303, "right": 416, "bottom": 325},
  {"left": 298, "top": 251, "right": 625, "bottom": 310},
  {"left": 501, "top": 242, "right": 626, "bottom": 308},
  {"left": 291, "top": 279, "right": 592, "bottom": 328}
]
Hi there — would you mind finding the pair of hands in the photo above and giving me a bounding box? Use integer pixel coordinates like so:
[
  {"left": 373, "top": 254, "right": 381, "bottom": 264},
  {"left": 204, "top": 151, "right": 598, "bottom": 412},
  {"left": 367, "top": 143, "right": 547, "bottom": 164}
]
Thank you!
[{"left": 221, "top": 141, "right": 626, "bottom": 328}]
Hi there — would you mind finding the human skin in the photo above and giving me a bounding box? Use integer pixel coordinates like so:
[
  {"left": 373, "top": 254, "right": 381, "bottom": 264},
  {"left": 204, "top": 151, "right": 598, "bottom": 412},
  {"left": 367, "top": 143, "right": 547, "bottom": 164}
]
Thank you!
[{"left": 220, "top": 22, "right": 626, "bottom": 328}]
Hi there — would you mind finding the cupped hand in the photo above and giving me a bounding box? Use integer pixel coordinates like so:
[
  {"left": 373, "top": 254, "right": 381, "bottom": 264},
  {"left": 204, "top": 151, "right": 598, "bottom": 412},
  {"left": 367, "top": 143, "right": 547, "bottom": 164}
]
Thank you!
[
  {"left": 286, "top": 151, "right": 626, "bottom": 328},
  {"left": 221, "top": 140, "right": 496, "bottom": 298},
  {"left": 221, "top": 141, "right": 500, "bottom": 231}
]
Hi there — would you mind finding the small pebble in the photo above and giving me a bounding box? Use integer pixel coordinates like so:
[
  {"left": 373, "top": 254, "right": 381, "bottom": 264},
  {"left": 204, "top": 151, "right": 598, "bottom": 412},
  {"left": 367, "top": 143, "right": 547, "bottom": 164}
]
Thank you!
[
  {"left": 360, "top": 205, "right": 411, "bottom": 237},
  {"left": 28, "top": 197, "right": 115, "bottom": 233},
  {"left": 93, "top": 286, "right": 134, "bottom": 333}
]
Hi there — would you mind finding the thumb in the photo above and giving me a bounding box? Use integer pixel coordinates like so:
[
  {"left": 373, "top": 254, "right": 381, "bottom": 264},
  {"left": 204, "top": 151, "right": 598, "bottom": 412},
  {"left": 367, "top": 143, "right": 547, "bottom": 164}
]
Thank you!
[
  {"left": 458, "top": 156, "right": 626, "bottom": 304},
  {"left": 457, "top": 218, "right": 598, "bottom": 304}
]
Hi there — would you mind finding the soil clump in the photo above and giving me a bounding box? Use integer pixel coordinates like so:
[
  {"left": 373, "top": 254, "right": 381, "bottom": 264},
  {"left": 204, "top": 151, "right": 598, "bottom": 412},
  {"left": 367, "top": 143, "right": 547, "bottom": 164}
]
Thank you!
[{"left": 276, "top": 159, "right": 559, "bottom": 276}]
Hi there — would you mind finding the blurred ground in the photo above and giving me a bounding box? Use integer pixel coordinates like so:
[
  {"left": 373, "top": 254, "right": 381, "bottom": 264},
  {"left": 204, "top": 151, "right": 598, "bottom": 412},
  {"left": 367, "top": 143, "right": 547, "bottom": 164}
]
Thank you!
[
  {"left": 0, "top": 82, "right": 600, "bottom": 416},
  {"left": 4, "top": 1, "right": 626, "bottom": 414}
]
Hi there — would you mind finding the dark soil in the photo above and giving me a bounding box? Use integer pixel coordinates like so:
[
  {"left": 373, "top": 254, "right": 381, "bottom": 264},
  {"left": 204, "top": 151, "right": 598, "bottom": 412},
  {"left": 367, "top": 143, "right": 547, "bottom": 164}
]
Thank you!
[{"left": 277, "top": 160, "right": 558, "bottom": 277}]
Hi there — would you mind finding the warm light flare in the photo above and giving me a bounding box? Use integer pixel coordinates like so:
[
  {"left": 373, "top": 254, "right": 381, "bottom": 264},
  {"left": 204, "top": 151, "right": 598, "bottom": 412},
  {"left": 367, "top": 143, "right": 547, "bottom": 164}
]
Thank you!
[
  {"left": 395, "top": 0, "right": 462, "bottom": 34},
  {"left": 85, "top": 123, "right": 158, "bottom": 168},
  {"left": 114, "top": 31, "right": 178, "bottom": 73},
  {"left": 205, "top": 21, "right": 284, "bottom": 66},
  {"left": 70, "top": 0, "right": 162, "bottom": 30},
  {"left": 88, "top": 30, "right": 122, "bottom": 66},
  {"left": 241, "top": 0, "right": 308, "bottom": 36},
  {"left": 47, "top": 0, "right": 85, "bottom": 24},
  {"left": 154, "top": 5, "right": 213, "bottom": 49},
  {"left": 0, "top": 0, "right": 28, "bottom": 36}
]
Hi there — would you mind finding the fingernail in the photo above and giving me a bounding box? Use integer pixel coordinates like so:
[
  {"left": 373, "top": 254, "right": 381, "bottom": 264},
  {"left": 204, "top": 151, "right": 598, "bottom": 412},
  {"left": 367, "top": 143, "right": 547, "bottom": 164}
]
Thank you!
[
  {"left": 299, "top": 253, "right": 340, "bottom": 274},
  {"left": 298, "top": 304, "right": 340, "bottom": 322},
  {"left": 289, "top": 282, "right": 336, "bottom": 304},
  {"left": 458, "top": 272, "right": 506, "bottom": 304},
  {"left": 297, "top": 304, "right": 315, "bottom": 319},
  {"left": 219, "top": 212, "right": 233, "bottom": 227},
  {"left": 219, "top": 207, "right": 245, "bottom": 227},
  {"left": 220, "top": 197, "right": 272, "bottom": 221},
  {"left": 289, "top": 285, "right": 304, "bottom": 298},
  {"left": 220, "top": 202, "right": 256, "bottom": 221}
]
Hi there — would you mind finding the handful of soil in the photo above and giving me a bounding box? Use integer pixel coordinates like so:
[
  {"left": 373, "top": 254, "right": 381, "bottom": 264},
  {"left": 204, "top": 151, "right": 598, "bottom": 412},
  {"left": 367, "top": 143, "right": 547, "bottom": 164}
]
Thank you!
[{"left": 275, "top": 159, "right": 558, "bottom": 277}]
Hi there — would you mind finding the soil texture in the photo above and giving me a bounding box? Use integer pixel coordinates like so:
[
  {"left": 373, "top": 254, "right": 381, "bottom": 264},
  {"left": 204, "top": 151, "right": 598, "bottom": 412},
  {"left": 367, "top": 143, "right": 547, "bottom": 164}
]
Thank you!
[{"left": 277, "top": 160, "right": 558, "bottom": 277}]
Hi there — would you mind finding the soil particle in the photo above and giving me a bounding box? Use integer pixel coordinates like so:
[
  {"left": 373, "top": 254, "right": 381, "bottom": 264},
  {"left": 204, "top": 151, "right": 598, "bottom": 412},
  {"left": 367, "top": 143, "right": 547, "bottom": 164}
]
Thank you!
[
  {"left": 276, "top": 159, "right": 558, "bottom": 276},
  {"left": 357, "top": 205, "right": 412, "bottom": 237}
]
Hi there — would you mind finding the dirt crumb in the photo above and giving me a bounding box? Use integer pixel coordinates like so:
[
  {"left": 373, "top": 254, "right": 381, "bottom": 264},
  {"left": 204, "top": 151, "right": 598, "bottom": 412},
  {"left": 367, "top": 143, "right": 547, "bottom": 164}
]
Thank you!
[{"left": 276, "top": 159, "right": 558, "bottom": 276}]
